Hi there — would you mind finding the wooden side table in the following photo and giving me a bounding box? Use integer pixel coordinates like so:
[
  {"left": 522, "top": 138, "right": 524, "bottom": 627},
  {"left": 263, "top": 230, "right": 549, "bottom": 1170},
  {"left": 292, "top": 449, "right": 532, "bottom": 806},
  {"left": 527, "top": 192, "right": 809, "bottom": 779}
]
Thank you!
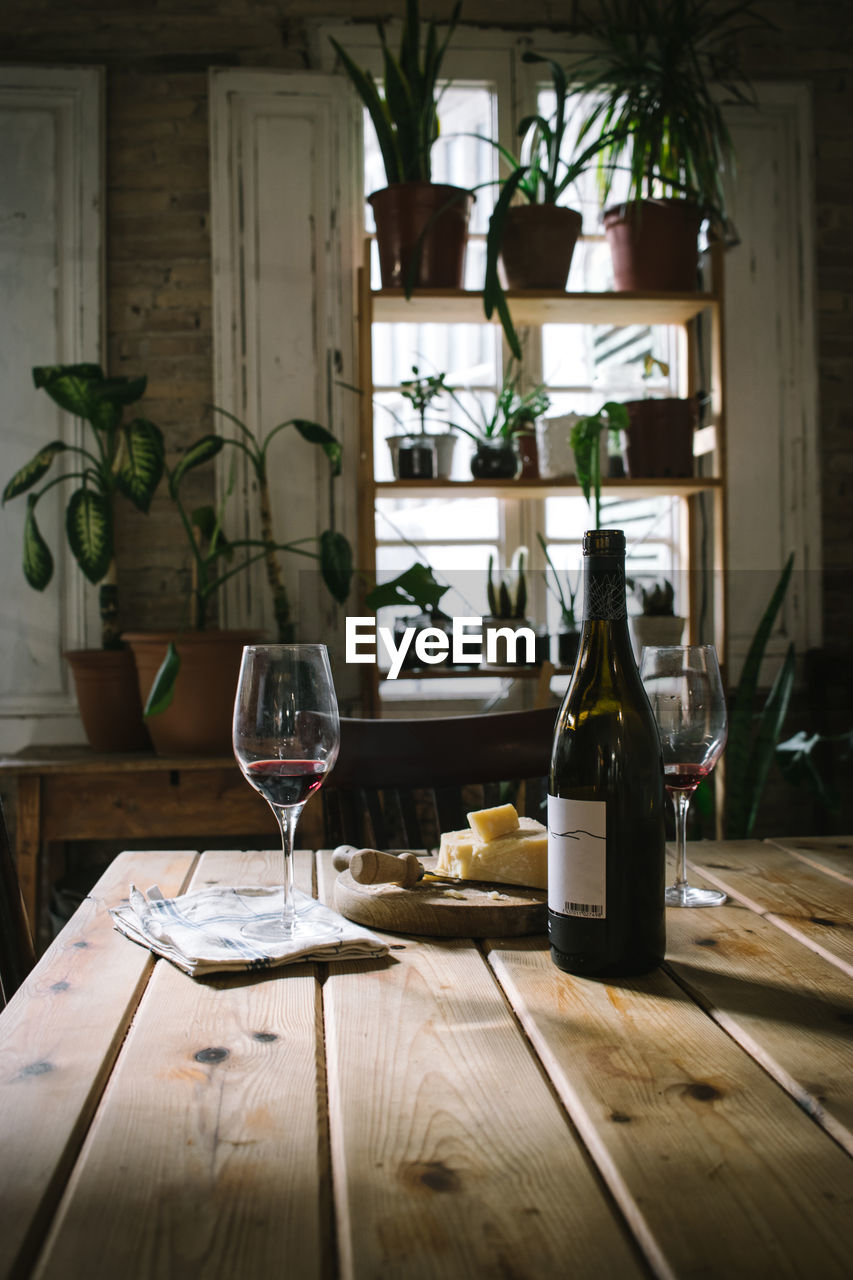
[{"left": 0, "top": 748, "right": 288, "bottom": 937}]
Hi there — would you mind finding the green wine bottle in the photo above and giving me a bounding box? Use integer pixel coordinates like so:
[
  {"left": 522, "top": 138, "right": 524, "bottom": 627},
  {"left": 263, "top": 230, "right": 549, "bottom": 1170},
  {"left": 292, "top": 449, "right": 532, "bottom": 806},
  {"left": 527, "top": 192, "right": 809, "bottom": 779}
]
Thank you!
[{"left": 548, "top": 529, "right": 665, "bottom": 976}]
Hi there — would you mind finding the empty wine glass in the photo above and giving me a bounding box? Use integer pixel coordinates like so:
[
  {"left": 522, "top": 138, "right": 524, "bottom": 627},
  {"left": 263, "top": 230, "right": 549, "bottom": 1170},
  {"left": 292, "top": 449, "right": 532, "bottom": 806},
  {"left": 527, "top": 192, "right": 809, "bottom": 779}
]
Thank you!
[
  {"left": 640, "top": 645, "right": 728, "bottom": 908},
  {"left": 233, "top": 644, "right": 340, "bottom": 942}
]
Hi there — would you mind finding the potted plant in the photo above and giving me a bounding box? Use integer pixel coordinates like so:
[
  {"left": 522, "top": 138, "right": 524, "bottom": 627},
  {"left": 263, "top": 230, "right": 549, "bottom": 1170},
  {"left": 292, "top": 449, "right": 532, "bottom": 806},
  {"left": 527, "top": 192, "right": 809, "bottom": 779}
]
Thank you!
[
  {"left": 330, "top": 0, "right": 472, "bottom": 291},
  {"left": 392, "top": 365, "right": 456, "bottom": 479},
  {"left": 621, "top": 356, "right": 697, "bottom": 478},
  {"left": 483, "top": 51, "right": 622, "bottom": 356},
  {"left": 628, "top": 577, "right": 686, "bottom": 649},
  {"left": 127, "top": 412, "right": 352, "bottom": 755},
  {"left": 574, "top": 0, "right": 763, "bottom": 291},
  {"left": 537, "top": 533, "right": 581, "bottom": 668},
  {"left": 569, "top": 400, "right": 630, "bottom": 528},
  {"left": 3, "top": 364, "right": 164, "bottom": 751},
  {"left": 447, "top": 361, "right": 550, "bottom": 480},
  {"left": 365, "top": 561, "right": 453, "bottom": 671},
  {"left": 483, "top": 549, "right": 538, "bottom": 667}
]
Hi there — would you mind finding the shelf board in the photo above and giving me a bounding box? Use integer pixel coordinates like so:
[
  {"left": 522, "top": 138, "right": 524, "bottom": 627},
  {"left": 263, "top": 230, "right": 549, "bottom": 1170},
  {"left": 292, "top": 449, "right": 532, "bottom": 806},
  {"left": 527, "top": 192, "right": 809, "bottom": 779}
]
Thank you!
[
  {"left": 374, "top": 476, "right": 722, "bottom": 500},
  {"left": 371, "top": 289, "right": 717, "bottom": 327},
  {"left": 379, "top": 665, "right": 573, "bottom": 682}
]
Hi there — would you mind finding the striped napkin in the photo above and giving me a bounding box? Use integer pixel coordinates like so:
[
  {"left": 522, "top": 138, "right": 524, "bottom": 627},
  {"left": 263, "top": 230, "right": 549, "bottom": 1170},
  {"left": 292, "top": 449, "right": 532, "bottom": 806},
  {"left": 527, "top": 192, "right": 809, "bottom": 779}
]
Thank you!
[{"left": 111, "top": 883, "right": 389, "bottom": 976}]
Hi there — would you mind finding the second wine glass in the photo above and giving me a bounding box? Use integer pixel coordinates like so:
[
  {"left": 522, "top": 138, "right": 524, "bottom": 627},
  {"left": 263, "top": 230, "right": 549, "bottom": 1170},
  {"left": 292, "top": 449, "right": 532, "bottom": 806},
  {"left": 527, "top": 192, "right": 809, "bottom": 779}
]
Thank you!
[
  {"left": 233, "top": 643, "right": 340, "bottom": 942},
  {"left": 640, "top": 645, "right": 728, "bottom": 908}
]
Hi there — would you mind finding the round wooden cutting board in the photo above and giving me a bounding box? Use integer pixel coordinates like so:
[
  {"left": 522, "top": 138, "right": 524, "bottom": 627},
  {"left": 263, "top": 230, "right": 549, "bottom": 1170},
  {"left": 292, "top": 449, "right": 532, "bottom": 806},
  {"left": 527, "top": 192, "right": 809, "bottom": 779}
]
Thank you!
[{"left": 334, "top": 863, "right": 546, "bottom": 938}]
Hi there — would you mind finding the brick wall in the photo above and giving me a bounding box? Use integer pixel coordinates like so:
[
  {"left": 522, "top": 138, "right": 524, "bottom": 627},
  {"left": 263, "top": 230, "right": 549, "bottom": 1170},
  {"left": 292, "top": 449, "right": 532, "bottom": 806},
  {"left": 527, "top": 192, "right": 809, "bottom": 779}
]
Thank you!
[{"left": 1, "top": 0, "right": 850, "bottom": 674}]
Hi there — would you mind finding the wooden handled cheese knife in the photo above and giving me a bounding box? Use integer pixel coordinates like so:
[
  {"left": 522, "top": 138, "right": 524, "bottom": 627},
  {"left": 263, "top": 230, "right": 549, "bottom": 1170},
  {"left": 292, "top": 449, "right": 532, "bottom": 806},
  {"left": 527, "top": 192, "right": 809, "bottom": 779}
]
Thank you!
[{"left": 331, "top": 845, "right": 513, "bottom": 890}]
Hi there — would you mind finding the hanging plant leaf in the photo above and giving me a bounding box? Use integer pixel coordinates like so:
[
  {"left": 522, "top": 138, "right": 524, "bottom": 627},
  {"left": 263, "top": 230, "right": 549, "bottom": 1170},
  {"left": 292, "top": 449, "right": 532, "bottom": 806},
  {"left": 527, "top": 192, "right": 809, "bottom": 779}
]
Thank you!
[
  {"left": 22, "top": 498, "right": 54, "bottom": 590},
  {"left": 32, "top": 364, "right": 104, "bottom": 420},
  {"left": 169, "top": 435, "right": 225, "bottom": 494},
  {"left": 320, "top": 530, "right": 353, "bottom": 604},
  {"left": 292, "top": 420, "right": 343, "bottom": 477},
  {"left": 3, "top": 441, "right": 67, "bottom": 502},
  {"left": 66, "top": 487, "right": 112, "bottom": 583},
  {"left": 115, "top": 419, "right": 165, "bottom": 511},
  {"left": 144, "top": 642, "right": 181, "bottom": 718}
]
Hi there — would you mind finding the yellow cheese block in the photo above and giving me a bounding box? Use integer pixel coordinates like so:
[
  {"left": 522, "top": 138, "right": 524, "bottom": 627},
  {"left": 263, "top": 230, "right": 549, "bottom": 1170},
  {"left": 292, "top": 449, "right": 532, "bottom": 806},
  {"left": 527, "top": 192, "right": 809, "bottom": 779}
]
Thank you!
[
  {"left": 466, "top": 802, "right": 520, "bottom": 843},
  {"left": 435, "top": 815, "right": 547, "bottom": 889}
]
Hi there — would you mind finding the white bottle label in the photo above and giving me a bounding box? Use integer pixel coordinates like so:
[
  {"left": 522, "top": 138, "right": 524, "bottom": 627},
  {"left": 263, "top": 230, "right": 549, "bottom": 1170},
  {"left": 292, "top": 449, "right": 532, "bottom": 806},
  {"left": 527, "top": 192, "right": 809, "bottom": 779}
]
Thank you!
[{"left": 548, "top": 795, "right": 607, "bottom": 919}]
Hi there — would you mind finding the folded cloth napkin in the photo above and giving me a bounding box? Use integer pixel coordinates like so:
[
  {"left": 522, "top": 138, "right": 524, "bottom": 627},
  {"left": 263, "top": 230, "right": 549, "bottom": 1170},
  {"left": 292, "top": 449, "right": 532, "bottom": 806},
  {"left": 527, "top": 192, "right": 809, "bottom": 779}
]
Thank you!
[{"left": 111, "top": 883, "right": 388, "bottom": 977}]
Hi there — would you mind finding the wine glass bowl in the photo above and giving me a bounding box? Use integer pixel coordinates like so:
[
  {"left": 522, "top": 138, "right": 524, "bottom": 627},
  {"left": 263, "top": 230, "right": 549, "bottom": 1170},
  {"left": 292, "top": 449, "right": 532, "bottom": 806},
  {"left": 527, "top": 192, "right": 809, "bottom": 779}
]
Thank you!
[
  {"left": 640, "top": 645, "right": 728, "bottom": 908},
  {"left": 233, "top": 644, "right": 340, "bottom": 942}
]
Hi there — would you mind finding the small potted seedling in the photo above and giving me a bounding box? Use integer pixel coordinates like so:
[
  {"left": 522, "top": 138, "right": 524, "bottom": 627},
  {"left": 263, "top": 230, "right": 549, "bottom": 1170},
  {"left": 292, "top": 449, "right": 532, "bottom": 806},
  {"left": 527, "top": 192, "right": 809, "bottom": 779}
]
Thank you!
[
  {"left": 537, "top": 533, "right": 581, "bottom": 667},
  {"left": 482, "top": 548, "right": 537, "bottom": 667}
]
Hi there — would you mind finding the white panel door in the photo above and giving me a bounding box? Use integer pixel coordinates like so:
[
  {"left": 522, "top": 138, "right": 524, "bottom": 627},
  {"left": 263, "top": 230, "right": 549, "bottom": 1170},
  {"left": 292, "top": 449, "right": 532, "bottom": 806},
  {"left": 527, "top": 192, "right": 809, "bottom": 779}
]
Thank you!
[
  {"left": 208, "top": 69, "right": 361, "bottom": 702},
  {"left": 0, "top": 67, "right": 104, "bottom": 751}
]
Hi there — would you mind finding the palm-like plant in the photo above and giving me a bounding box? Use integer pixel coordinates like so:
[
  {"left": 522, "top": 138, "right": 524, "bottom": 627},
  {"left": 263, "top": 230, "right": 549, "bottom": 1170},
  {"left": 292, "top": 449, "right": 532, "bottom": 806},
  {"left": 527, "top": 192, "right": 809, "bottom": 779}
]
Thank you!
[
  {"left": 3, "top": 364, "right": 164, "bottom": 648},
  {"left": 329, "top": 0, "right": 462, "bottom": 186},
  {"left": 574, "top": 0, "right": 764, "bottom": 227}
]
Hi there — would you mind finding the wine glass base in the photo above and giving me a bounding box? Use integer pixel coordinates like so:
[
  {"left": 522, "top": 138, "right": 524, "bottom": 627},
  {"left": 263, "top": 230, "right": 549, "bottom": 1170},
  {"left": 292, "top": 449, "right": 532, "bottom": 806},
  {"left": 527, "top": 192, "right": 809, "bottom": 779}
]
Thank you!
[
  {"left": 665, "top": 883, "right": 727, "bottom": 908},
  {"left": 241, "top": 915, "right": 340, "bottom": 945}
]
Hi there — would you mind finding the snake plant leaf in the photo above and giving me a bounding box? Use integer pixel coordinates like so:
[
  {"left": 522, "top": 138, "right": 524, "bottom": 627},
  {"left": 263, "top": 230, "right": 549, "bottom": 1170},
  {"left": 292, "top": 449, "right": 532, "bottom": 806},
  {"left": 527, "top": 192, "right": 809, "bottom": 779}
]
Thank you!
[
  {"left": 169, "top": 435, "right": 225, "bottom": 495},
  {"left": 775, "top": 729, "right": 844, "bottom": 813},
  {"left": 729, "top": 641, "right": 796, "bottom": 839},
  {"left": 66, "top": 487, "right": 112, "bottom": 584},
  {"left": 22, "top": 497, "right": 54, "bottom": 590},
  {"left": 320, "top": 530, "right": 353, "bottom": 604},
  {"left": 143, "top": 641, "right": 180, "bottom": 718},
  {"left": 329, "top": 39, "right": 401, "bottom": 184},
  {"left": 32, "top": 364, "right": 104, "bottom": 419},
  {"left": 291, "top": 420, "right": 343, "bottom": 477},
  {"left": 3, "top": 441, "right": 67, "bottom": 502},
  {"left": 115, "top": 419, "right": 165, "bottom": 511}
]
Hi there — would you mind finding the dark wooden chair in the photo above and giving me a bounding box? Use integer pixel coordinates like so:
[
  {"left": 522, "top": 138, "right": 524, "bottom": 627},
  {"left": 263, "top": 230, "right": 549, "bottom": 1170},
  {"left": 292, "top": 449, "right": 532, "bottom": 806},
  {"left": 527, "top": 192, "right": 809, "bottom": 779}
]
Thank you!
[
  {"left": 323, "top": 705, "right": 557, "bottom": 851},
  {"left": 0, "top": 795, "right": 36, "bottom": 1009}
]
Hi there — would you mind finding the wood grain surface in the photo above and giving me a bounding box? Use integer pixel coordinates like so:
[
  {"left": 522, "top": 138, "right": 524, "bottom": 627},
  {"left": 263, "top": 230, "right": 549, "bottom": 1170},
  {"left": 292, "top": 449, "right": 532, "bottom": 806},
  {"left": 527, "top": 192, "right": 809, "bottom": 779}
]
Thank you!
[
  {"left": 32, "top": 850, "right": 329, "bottom": 1280},
  {"left": 0, "top": 850, "right": 198, "bottom": 1280}
]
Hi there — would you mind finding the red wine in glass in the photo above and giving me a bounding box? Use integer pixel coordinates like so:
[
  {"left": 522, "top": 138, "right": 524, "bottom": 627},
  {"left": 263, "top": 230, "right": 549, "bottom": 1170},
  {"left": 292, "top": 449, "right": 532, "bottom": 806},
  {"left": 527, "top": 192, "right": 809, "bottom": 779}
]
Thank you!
[
  {"left": 233, "top": 644, "right": 340, "bottom": 942},
  {"left": 640, "top": 645, "right": 728, "bottom": 908},
  {"left": 247, "top": 759, "right": 328, "bottom": 809}
]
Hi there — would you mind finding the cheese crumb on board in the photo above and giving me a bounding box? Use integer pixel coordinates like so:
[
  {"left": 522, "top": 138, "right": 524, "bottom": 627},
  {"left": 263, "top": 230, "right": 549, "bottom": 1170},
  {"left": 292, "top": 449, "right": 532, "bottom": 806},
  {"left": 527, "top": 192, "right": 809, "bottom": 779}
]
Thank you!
[{"left": 435, "top": 805, "right": 546, "bottom": 889}]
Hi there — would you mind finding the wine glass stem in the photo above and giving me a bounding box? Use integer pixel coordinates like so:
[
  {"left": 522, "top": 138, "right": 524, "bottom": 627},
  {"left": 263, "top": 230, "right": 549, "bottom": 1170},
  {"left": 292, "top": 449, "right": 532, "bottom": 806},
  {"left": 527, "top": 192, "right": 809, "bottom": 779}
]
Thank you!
[
  {"left": 273, "top": 803, "right": 303, "bottom": 933},
  {"left": 671, "top": 789, "right": 692, "bottom": 890}
]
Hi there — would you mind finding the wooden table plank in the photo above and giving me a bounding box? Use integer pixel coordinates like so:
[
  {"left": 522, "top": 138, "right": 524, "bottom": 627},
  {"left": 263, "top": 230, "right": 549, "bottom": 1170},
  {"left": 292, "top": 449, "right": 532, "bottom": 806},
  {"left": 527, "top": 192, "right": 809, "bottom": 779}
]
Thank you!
[
  {"left": 0, "top": 849, "right": 198, "bottom": 1280},
  {"left": 487, "top": 934, "right": 853, "bottom": 1280},
  {"left": 31, "top": 849, "right": 330, "bottom": 1280},
  {"left": 664, "top": 873, "right": 853, "bottom": 1154},
  {"left": 316, "top": 852, "right": 646, "bottom": 1280},
  {"left": 685, "top": 839, "right": 853, "bottom": 973},
  {"left": 765, "top": 835, "right": 853, "bottom": 885}
]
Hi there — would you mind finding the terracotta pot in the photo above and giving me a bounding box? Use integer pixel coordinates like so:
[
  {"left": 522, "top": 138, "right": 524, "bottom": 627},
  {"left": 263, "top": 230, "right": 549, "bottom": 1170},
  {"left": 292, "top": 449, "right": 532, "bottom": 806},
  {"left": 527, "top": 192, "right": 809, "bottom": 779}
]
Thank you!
[
  {"left": 369, "top": 182, "right": 473, "bottom": 290},
  {"left": 125, "top": 630, "right": 258, "bottom": 756},
  {"left": 621, "top": 398, "right": 696, "bottom": 478},
  {"left": 603, "top": 199, "right": 702, "bottom": 292},
  {"left": 515, "top": 430, "right": 539, "bottom": 479},
  {"left": 64, "top": 648, "right": 151, "bottom": 753},
  {"left": 500, "top": 204, "right": 583, "bottom": 290}
]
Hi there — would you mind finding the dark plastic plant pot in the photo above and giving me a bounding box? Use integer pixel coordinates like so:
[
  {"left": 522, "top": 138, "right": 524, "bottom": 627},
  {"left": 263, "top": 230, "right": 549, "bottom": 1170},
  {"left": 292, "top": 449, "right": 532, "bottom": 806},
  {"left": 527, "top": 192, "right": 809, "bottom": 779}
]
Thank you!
[
  {"left": 621, "top": 398, "right": 697, "bottom": 478},
  {"left": 557, "top": 630, "right": 581, "bottom": 668},
  {"left": 603, "top": 199, "right": 702, "bottom": 292},
  {"left": 369, "top": 182, "right": 473, "bottom": 290},
  {"left": 500, "top": 204, "right": 583, "bottom": 291}
]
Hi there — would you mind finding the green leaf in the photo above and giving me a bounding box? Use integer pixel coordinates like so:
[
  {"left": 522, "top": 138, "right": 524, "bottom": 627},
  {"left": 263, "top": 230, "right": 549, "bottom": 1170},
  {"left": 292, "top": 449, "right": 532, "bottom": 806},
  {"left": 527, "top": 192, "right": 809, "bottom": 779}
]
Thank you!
[
  {"left": 143, "top": 642, "right": 181, "bottom": 717},
  {"left": 94, "top": 374, "right": 148, "bottom": 407},
  {"left": 320, "top": 530, "right": 353, "bottom": 604},
  {"left": 291, "top": 420, "right": 343, "bottom": 477},
  {"left": 115, "top": 419, "right": 164, "bottom": 511},
  {"left": 366, "top": 561, "right": 448, "bottom": 613},
  {"left": 169, "top": 435, "right": 225, "bottom": 494},
  {"left": 66, "top": 487, "right": 112, "bottom": 583},
  {"left": 32, "top": 364, "right": 104, "bottom": 421},
  {"left": 3, "top": 441, "right": 67, "bottom": 502},
  {"left": 734, "top": 641, "right": 796, "bottom": 838},
  {"left": 191, "top": 505, "right": 232, "bottom": 560},
  {"left": 22, "top": 498, "right": 54, "bottom": 590}
]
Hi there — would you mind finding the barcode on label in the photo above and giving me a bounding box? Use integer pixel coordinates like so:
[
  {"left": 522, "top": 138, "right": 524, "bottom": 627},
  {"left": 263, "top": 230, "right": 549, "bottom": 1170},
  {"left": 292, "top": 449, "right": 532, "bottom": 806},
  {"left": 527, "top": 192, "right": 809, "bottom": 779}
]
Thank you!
[{"left": 566, "top": 901, "right": 605, "bottom": 918}]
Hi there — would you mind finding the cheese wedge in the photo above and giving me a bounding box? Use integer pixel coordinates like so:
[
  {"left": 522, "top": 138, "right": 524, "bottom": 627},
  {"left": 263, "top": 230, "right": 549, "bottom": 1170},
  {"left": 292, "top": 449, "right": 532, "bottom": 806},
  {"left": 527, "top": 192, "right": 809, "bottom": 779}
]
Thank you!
[
  {"left": 466, "top": 802, "right": 520, "bottom": 843},
  {"left": 436, "top": 814, "right": 547, "bottom": 889}
]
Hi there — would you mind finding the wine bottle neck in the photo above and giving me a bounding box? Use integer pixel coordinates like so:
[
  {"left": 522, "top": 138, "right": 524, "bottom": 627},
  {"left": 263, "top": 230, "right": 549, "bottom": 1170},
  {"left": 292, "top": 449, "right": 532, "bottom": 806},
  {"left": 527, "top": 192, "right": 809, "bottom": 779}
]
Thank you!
[{"left": 582, "top": 554, "right": 627, "bottom": 623}]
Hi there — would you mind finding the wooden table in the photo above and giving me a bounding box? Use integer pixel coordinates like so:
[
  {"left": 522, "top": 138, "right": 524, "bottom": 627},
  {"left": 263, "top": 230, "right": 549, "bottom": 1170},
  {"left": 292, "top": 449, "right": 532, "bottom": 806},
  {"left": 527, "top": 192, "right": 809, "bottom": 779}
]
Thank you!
[
  {"left": 0, "top": 748, "right": 280, "bottom": 937},
  {"left": 1, "top": 836, "right": 851, "bottom": 1279}
]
